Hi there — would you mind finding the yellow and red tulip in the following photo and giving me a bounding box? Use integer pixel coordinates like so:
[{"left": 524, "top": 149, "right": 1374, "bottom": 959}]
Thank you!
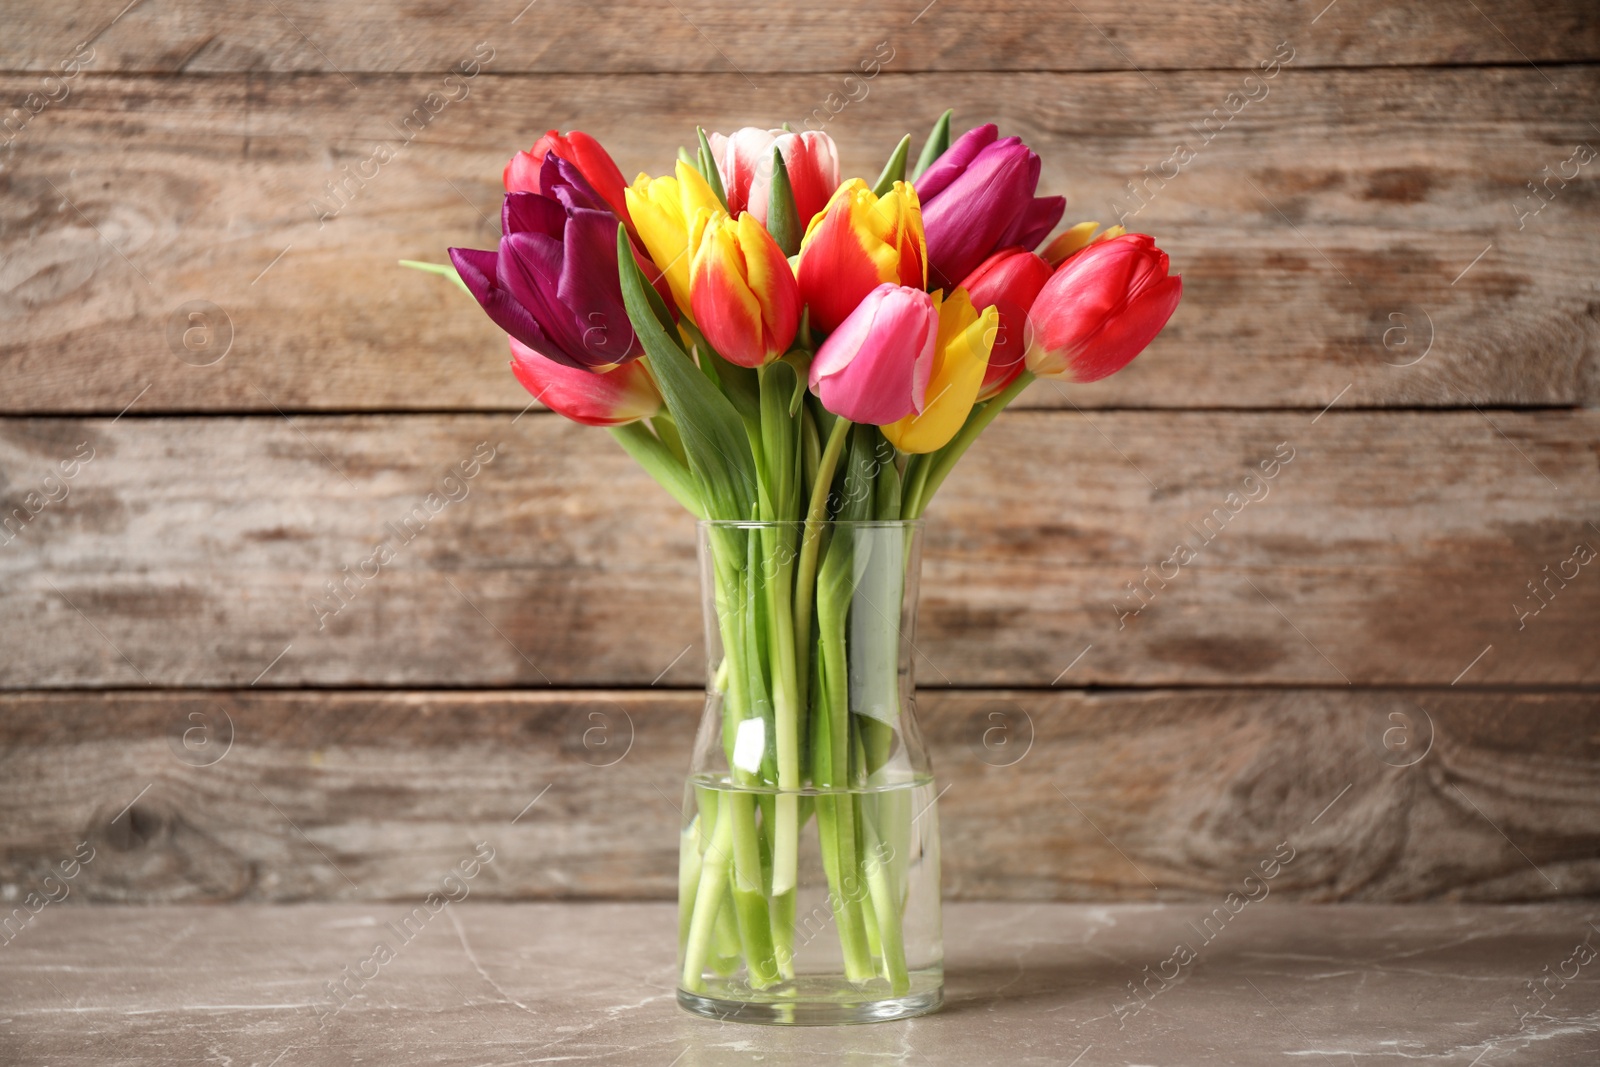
[
  {"left": 624, "top": 161, "right": 724, "bottom": 318},
  {"left": 796, "top": 179, "right": 927, "bottom": 335},
  {"left": 509, "top": 338, "right": 662, "bottom": 427},
  {"left": 690, "top": 212, "right": 801, "bottom": 369},
  {"left": 958, "top": 247, "right": 1052, "bottom": 401},
  {"left": 882, "top": 288, "right": 998, "bottom": 453},
  {"left": 1026, "top": 233, "right": 1182, "bottom": 383},
  {"left": 808, "top": 283, "right": 937, "bottom": 425}
]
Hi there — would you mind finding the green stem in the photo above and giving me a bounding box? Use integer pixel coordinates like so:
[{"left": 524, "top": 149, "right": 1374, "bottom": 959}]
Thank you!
[
  {"left": 607, "top": 423, "right": 703, "bottom": 517},
  {"left": 680, "top": 799, "right": 734, "bottom": 990},
  {"left": 904, "top": 371, "right": 1033, "bottom": 519},
  {"left": 792, "top": 416, "right": 852, "bottom": 717}
]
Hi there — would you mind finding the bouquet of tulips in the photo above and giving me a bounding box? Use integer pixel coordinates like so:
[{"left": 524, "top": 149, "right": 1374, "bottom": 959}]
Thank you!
[{"left": 425, "top": 113, "right": 1180, "bottom": 1001}]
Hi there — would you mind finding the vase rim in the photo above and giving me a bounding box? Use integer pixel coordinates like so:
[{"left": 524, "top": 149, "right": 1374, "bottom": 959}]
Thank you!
[{"left": 697, "top": 518, "right": 926, "bottom": 529}]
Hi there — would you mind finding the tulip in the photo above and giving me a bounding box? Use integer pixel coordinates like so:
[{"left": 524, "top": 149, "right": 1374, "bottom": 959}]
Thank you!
[
  {"left": 625, "top": 161, "right": 724, "bottom": 317},
  {"left": 796, "top": 180, "right": 927, "bottom": 335},
  {"left": 957, "top": 247, "right": 1052, "bottom": 401},
  {"left": 508, "top": 338, "right": 661, "bottom": 427},
  {"left": 915, "top": 123, "right": 1065, "bottom": 291},
  {"left": 449, "top": 161, "right": 640, "bottom": 371},
  {"left": 809, "top": 284, "right": 937, "bottom": 425},
  {"left": 504, "top": 129, "right": 633, "bottom": 229},
  {"left": 707, "top": 127, "right": 841, "bottom": 230},
  {"left": 1026, "top": 233, "right": 1182, "bottom": 383},
  {"left": 690, "top": 212, "right": 801, "bottom": 368},
  {"left": 882, "top": 288, "right": 998, "bottom": 454}
]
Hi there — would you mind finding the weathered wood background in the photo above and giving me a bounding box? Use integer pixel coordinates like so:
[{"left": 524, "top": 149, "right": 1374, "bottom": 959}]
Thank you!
[{"left": 1, "top": 1, "right": 1596, "bottom": 903}]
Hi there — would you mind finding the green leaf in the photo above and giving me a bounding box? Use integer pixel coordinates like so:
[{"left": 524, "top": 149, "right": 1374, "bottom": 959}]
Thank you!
[
  {"left": 911, "top": 109, "right": 953, "bottom": 181},
  {"left": 399, "top": 259, "right": 470, "bottom": 294},
  {"left": 616, "top": 226, "right": 756, "bottom": 520},
  {"left": 759, "top": 361, "right": 799, "bottom": 518},
  {"left": 767, "top": 148, "right": 801, "bottom": 257},
  {"left": 870, "top": 135, "right": 912, "bottom": 198},
  {"left": 697, "top": 127, "right": 730, "bottom": 212}
]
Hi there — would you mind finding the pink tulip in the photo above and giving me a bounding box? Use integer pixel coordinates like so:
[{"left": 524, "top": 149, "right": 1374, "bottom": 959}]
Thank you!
[
  {"left": 1026, "top": 234, "right": 1182, "bottom": 383},
  {"left": 509, "top": 338, "right": 662, "bottom": 427},
  {"left": 808, "top": 284, "right": 937, "bottom": 425},
  {"left": 708, "top": 128, "right": 841, "bottom": 229},
  {"left": 957, "top": 247, "right": 1052, "bottom": 400}
]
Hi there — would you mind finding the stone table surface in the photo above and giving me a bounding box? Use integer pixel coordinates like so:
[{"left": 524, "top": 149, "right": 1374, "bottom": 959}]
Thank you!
[{"left": 2, "top": 903, "right": 1597, "bottom": 1066}]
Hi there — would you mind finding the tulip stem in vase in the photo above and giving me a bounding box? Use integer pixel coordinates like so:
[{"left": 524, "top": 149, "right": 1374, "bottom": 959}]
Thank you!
[{"left": 431, "top": 112, "right": 1183, "bottom": 1025}]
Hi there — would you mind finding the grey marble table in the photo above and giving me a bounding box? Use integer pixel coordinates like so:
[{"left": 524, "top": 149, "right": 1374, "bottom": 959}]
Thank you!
[{"left": 2, "top": 903, "right": 1596, "bottom": 1065}]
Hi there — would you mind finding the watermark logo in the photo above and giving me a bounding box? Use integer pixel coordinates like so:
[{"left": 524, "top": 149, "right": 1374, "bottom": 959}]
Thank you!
[
  {"left": 166, "top": 300, "right": 233, "bottom": 366},
  {"left": 167, "top": 704, "right": 235, "bottom": 767}
]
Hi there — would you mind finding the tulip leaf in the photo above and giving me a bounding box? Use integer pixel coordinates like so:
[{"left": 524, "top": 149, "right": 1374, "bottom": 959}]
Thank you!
[
  {"left": 870, "top": 135, "right": 912, "bottom": 198},
  {"left": 767, "top": 148, "right": 801, "bottom": 257},
  {"left": 696, "top": 127, "right": 730, "bottom": 212},
  {"left": 398, "top": 259, "right": 470, "bottom": 294},
  {"left": 616, "top": 226, "right": 756, "bottom": 520},
  {"left": 911, "top": 109, "right": 953, "bottom": 181}
]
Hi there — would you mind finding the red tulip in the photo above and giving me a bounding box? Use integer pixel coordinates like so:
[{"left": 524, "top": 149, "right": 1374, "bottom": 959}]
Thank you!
[
  {"left": 504, "top": 130, "right": 633, "bottom": 231},
  {"left": 957, "top": 247, "right": 1052, "bottom": 400},
  {"left": 1025, "top": 234, "right": 1181, "bottom": 383},
  {"left": 509, "top": 338, "right": 662, "bottom": 427}
]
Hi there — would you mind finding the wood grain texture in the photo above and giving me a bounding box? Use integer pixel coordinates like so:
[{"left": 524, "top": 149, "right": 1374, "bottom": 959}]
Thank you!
[
  {"left": 1, "top": 689, "right": 1594, "bottom": 903},
  {"left": 4, "top": 0, "right": 1598, "bottom": 74},
  {"left": 3, "top": 67, "right": 1597, "bottom": 413},
  {"left": 3, "top": 410, "right": 1596, "bottom": 689}
]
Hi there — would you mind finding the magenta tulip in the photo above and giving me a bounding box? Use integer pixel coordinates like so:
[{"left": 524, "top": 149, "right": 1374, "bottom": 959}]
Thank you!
[
  {"left": 915, "top": 124, "right": 1065, "bottom": 291},
  {"left": 808, "top": 284, "right": 937, "bottom": 425},
  {"left": 509, "top": 339, "right": 661, "bottom": 427},
  {"left": 1026, "top": 234, "right": 1182, "bottom": 383}
]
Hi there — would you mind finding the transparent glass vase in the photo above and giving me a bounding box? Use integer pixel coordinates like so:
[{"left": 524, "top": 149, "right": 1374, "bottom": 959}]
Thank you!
[{"left": 677, "top": 519, "right": 943, "bottom": 1025}]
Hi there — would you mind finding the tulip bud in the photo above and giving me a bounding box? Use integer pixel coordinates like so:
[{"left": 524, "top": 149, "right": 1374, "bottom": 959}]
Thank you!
[
  {"left": 797, "top": 179, "right": 927, "bottom": 335},
  {"left": 957, "top": 247, "right": 1052, "bottom": 401},
  {"left": 707, "top": 127, "right": 841, "bottom": 230},
  {"left": 915, "top": 123, "right": 1065, "bottom": 291},
  {"left": 624, "top": 161, "right": 725, "bottom": 318},
  {"left": 808, "top": 284, "right": 937, "bottom": 425},
  {"left": 690, "top": 212, "right": 801, "bottom": 368},
  {"left": 509, "top": 339, "right": 661, "bottom": 427},
  {"left": 1026, "top": 234, "right": 1182, "bottom": 383},
  {"left": 504, "top": 130, "right": 633, "bottom": 229},
  {"left": 882, "top": 288, "right": 998, "bottom": 454}
]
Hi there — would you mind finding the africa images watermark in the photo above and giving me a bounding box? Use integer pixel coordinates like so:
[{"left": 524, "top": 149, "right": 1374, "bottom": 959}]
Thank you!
[
  {"left": 308, "top": 441, "right": 498, "bottom": 630},
  {"left": 0, "top": 840, "right": 97, "bottom": 949},
  {"left": 1, "top": 441, "right": 96, "bottom": 548},
  {"left": 310, "top": 841, "right": 496, "bottom": 1026},
  {"left": 309, "top": 41, "right": 496, "bottom": 227},
  {"left": 1111, "top": 442, "right": 1296, "bottom": 629},
  {"left": 1110, "top": 40, "right": 1296, "bottom": 224},
  {"left": 1110, "top": 840, "right": 1297, "bottom": 1028}
]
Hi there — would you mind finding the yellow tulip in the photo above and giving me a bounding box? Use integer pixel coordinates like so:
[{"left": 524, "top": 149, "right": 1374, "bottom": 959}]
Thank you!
[
  {"left": 624, "top": 161, "right": 724, "bottom": 315},
  {"left": 882, "top": 287, "right": 997, "bottom": 454}
]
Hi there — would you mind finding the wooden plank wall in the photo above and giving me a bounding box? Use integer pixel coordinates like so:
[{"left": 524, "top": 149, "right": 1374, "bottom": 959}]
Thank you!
[{"left": 1, "top": 1, "right": 1596, "bottom": 903}]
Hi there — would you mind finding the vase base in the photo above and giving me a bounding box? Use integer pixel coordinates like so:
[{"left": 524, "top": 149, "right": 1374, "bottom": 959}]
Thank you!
[{"left": 677, "top": 980, "right": 943, "bottom": 1026}]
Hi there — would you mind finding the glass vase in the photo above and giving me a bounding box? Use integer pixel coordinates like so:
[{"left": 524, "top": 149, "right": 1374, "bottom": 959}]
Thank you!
[{"left": 677, "top": 519, "right": 943, "bottom": 1025}]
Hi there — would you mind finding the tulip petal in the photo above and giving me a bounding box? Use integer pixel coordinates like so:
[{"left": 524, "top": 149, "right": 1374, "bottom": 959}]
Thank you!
[
  {"left": 914, "top": 123, "right": 998, "bottom": 201},
  {"left": 509, "top": 338, "right": 660, "bottom": 426},
  {"left": 450, "top": 244, "right": 563, "bottom": 365}
]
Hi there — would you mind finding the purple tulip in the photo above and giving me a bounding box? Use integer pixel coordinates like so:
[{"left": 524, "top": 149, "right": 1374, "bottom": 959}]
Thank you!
[
  {"left": 449, "top": 155, "right": 640, "bottom": 371},
  {"left": 915, "top": 124, "right": 1066, "bottom": 291}
]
